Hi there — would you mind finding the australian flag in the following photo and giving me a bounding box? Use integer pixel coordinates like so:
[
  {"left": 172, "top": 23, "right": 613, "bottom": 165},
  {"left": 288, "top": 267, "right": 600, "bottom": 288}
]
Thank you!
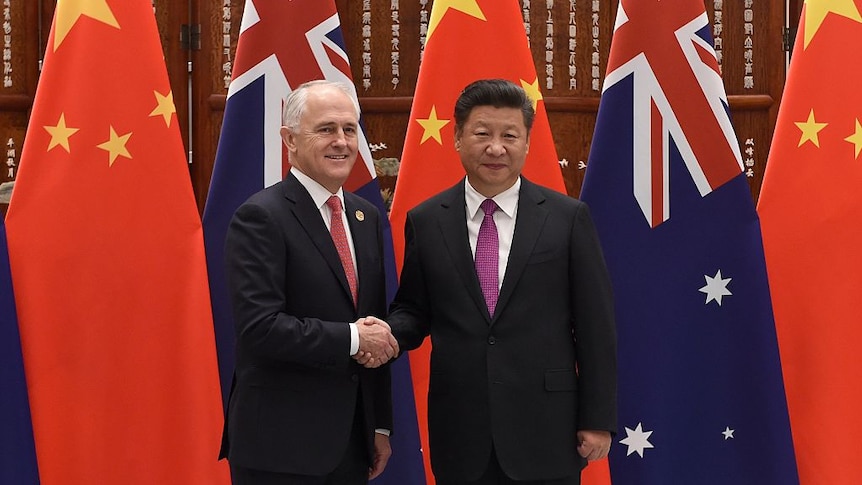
[
  {"left": 201, "top": 1, "right": 424, "bottom": 483},
  {"left": 0, "top": 219, "right": 39, "bottom": 484},
  {"left": 580, "top": 1, "right": 799, "bottom": 483}
]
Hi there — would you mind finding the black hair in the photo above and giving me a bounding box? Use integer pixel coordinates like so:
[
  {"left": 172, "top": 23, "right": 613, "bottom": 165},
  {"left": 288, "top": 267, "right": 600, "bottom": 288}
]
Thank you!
[{"left": 453, "top": 79, "right": 535, "bottom": 136}]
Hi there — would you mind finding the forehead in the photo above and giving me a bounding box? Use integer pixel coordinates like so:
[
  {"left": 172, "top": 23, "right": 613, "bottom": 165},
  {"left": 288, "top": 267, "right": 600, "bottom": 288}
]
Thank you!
[
  {"left": 302, "top": 87, "right": 358, "bottom": 123},
  {"left": 463, "top": 105, "right": 526, "bottom": 130}
]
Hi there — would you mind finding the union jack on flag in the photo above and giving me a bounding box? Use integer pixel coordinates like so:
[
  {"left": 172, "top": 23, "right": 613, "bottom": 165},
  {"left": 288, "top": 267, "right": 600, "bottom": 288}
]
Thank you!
[
  {"left": 603, "top": 0, "right": 743, "bottom": 227},
  {"left": 202, "top": 2, "right": 424, "bottom": 482}
]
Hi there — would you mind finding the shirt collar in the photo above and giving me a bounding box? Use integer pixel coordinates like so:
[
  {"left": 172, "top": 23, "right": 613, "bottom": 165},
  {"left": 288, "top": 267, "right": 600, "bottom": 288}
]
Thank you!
[
  {"left": 464, "top": 177, "right": 520, "bottom": 219},
  {"left": 291, "top": 166, "right": 344, "bottom": 210}
]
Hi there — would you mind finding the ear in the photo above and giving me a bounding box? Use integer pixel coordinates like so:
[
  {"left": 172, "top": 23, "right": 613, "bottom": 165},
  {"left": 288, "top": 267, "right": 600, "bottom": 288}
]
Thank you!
[{"left": 280, "top": 126, "right": 297, "bottom": 152}]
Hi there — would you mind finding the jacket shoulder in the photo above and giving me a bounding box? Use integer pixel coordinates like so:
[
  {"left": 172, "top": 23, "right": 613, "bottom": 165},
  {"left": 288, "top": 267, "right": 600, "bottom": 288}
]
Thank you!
[
  {"left": 240, "top": 181, "right": 286, "bottom": 208},
  {"left": 408, "top": 183, "right": 461, "bottom": 217},
  {"left": 524, "top": 180, "right": 588, "bottom": 212}
]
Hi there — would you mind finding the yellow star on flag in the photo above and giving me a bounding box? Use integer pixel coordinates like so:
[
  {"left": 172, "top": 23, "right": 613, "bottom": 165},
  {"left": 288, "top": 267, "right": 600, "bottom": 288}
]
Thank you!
[
  {"left": 416, "top": 106, "right": 451, "bottom": 145},
  {"left": 149, "top": 90, "right": 177, "bottom": 127},
  {"left": 802, "top": 0, "right": 862, "bottom": 49},
  {"left": 97, "top": 126, "right": 133, "bottom": 166},
  {"left": 845, "top": 119, "right": 862, "bottom": 159},
  {"left": 427, "top": 0, "right": 486, "bottom": 42},
  {"left": 520, "top": 78, "right": 544, "bottom": 111},
  {"left": 44, "top": 113, "right": 80, "bottom": 153},
  {"left": 54, "top": 0, "right": 120, "bottom": 51},
  {"left": 795, "top": 109, "right": 828, "bottom": 147}
]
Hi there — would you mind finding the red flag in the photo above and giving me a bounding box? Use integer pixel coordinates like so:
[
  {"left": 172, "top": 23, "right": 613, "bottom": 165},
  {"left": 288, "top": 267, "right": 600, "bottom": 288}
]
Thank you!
[
  {"left": 389, "top": 1, "right": 608, "bottom": 483},
  {"left": 5, "top": 1, "right": 229, "bottom": 483},
  {"left": 758, "top": 1, "right": 862, "bottom": 483}
]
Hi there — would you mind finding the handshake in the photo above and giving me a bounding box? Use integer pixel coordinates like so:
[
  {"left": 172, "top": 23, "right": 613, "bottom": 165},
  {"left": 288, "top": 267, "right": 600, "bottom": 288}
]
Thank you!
[{"left": 352, "top": 316, "right": 399, "bottom": 368}]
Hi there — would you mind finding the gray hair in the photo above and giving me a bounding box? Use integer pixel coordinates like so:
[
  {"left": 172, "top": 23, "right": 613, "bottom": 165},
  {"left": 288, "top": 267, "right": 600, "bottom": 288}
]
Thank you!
[{"left": 281, "top": 80, "right": 361, "bottom": 131}]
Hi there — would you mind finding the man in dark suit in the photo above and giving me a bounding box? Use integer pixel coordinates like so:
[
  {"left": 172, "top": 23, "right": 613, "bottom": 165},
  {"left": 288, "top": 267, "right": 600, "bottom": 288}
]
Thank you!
[
  {"left": 387, "top": 79, "right": 617, "bottom": 485},
  {"left": 220, "top": 80, "right": 398, "bottom": 484}
]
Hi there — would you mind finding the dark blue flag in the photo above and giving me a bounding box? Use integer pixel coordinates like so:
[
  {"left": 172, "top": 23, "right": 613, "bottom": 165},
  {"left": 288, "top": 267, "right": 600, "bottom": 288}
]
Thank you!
[
  {"left": 580, "top": 1, "right": 798, "bottom": 483},
  {"left": 0, "top": 218, "right": 40, "bottom": 484},
  {"left": 201, "top": 1, "right": 424, "bottom": 483}
]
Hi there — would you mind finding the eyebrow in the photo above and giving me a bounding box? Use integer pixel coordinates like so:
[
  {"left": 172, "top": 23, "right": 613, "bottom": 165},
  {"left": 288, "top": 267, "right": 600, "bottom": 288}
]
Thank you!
[
  {"left": 314, "top": 121, "right": 358, "bottom": 129},
  {"left": 471, "top": 123, "right": 522, "bottom": 132}
]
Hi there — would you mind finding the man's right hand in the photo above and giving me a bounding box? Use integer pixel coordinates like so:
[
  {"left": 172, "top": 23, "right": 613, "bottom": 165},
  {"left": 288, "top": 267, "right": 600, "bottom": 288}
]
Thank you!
[{"left": 354, "top": 317, "right": 398, "bottom": 368}]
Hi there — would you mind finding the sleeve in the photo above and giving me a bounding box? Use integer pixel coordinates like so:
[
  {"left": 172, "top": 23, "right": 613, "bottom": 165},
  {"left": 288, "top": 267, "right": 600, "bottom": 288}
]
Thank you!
[
  {"left": 570, "top": 202, "right": 618, "bottom": 435},
  {"left": 371, "top": 208, "right": 394, "bottom": 433}
]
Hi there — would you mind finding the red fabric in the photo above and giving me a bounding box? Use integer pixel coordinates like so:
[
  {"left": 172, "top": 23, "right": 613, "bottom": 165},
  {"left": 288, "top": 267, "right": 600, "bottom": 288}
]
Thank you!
[
  {"left": 5, "top": 1, "right": 229, "bottom": 483},
  {"left": 327, "top": 196, "right": 358, "bottom": 305},
  {"left": 758, "top": 1, "right": 862, "bottom": 483},
  {"left": 389, "top": 1, "right": 609, "bottom": 483}
]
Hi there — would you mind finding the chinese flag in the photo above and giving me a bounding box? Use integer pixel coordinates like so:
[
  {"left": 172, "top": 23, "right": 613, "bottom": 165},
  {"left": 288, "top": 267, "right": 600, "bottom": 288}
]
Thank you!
[
  {"left": 5, "top": 1, "right": 229, "bottom": 483},
  {"left": 758, "top": 0, "right": 862, "bottom": 483},
  {"left": 389, "top": 1, "right": 608, "bottom": 483}
]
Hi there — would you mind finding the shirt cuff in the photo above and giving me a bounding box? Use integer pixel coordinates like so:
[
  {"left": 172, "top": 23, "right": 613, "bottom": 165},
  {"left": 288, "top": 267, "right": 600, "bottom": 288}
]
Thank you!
[
  {"left": 375, "top": 429, "right": 391, "bottom": 436},
  {"left": 349, "top": 322, "right": 359, "bottom": 356}
]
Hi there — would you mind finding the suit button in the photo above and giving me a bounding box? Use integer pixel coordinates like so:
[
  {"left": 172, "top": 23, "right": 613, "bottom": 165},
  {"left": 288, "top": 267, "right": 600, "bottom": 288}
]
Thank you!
[
  {"left": 488, "top": 336, "right": 496, "bottom": 345},
  {"left": 351, "top": 374, "right": 359, "bottom": 382}
]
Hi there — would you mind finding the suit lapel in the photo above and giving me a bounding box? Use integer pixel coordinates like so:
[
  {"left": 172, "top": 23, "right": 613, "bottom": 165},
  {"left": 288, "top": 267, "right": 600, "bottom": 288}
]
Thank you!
[
  {"left": 436, "top": 182, "right": 494, "bottom": 323},
  {"left": 494, "top": 178, "right": 547, "bottom": 323},
  {"left": 283, "top": 175, "right": 354, "bottom": 306}
]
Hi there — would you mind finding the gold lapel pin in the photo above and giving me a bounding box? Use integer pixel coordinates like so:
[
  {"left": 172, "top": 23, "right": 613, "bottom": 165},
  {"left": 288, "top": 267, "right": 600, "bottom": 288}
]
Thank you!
[{"left": 355, "top": 210, "right": 365, "bottom": 222}]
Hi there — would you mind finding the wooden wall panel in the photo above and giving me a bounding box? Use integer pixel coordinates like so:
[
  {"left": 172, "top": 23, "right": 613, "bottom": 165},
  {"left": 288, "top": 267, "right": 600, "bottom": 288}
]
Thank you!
[
  {"left": 539, "top": 0, "right": 617, "bottom": 198},
  {"left": 337, "top": 0, "right": 422, "bottom": 97},
  {"left": 191, "top": 0, "right": 242, "bottom": 210},
  {"left": 0, "top": 0, "right": 42, "bottom": 214},
  {"left": 711, "top": 0, "right": 786, "bottom": 199},
  {"left": 547, "top": 108, "right": 600, "bottom": 198}
]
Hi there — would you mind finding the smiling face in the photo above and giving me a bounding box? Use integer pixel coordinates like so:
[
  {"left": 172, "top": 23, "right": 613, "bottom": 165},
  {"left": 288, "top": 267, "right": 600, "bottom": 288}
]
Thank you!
[
  {"left": 455, "top": 105, "right": 530, "bottom": 198},
  {"left": 280, "top": 84, "right": 359, "bottom": 193}
]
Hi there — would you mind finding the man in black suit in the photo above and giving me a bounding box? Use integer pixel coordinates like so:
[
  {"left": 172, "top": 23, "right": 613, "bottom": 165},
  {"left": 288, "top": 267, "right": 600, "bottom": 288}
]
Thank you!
[
  {"left": 387, "top": 79, "right": 617, "bottom": 484},
  {"left": 220, "top": 80, "right": 397, "bottom": 484}
]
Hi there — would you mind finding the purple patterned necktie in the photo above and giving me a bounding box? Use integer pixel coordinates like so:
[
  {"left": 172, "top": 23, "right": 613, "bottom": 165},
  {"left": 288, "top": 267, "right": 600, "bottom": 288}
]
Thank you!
[{"left": 475, "top": 199, "right": 500, "bottom": 315}]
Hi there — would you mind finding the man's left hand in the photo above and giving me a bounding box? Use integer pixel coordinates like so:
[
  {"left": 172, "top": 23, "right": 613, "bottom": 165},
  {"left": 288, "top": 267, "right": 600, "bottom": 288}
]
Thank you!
[
  {"left": 368, "top": 432, "right": 392, "bottom": 480},
  {"left": 577, "top": 429, "right": 612, "bottom": 461}
]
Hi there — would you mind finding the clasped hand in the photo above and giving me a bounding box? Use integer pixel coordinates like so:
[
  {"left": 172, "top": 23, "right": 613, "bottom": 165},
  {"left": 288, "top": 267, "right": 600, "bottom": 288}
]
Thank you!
[{"left": 353, "top": 316, "right": 399, "bottom": 368}]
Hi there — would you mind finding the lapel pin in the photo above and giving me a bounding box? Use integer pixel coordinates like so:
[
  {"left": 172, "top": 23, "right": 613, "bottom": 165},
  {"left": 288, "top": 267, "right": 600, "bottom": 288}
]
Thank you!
[{"left": 355, "top": 210, "right": 365, "bottom": 222}]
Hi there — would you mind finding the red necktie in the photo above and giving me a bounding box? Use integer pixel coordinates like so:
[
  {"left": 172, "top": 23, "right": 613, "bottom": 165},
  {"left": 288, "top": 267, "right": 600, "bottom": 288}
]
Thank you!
[
  {"left": 326, "top": 195, "right": 357, "bottom": 306},
  {"left": 475, "top": 199, "right": 499, "bottom": 315}
]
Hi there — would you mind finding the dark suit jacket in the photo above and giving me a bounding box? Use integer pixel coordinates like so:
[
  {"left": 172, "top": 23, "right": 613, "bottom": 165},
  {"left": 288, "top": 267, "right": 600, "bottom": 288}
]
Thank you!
[
  {"left": 219, "top": 173, "right": 392, "bottom": 476},
  {"left": 388, "top": 177, "right": 616, "bottom": 482}
]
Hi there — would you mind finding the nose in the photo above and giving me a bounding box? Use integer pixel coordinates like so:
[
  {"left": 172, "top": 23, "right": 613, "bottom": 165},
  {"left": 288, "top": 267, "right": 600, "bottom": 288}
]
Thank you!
[
  {"left": 331, "top": 128, "right": 348, "bottom": 146},
  {"left": 485, "top": 138, "right": 505, "bottom": 156}
]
